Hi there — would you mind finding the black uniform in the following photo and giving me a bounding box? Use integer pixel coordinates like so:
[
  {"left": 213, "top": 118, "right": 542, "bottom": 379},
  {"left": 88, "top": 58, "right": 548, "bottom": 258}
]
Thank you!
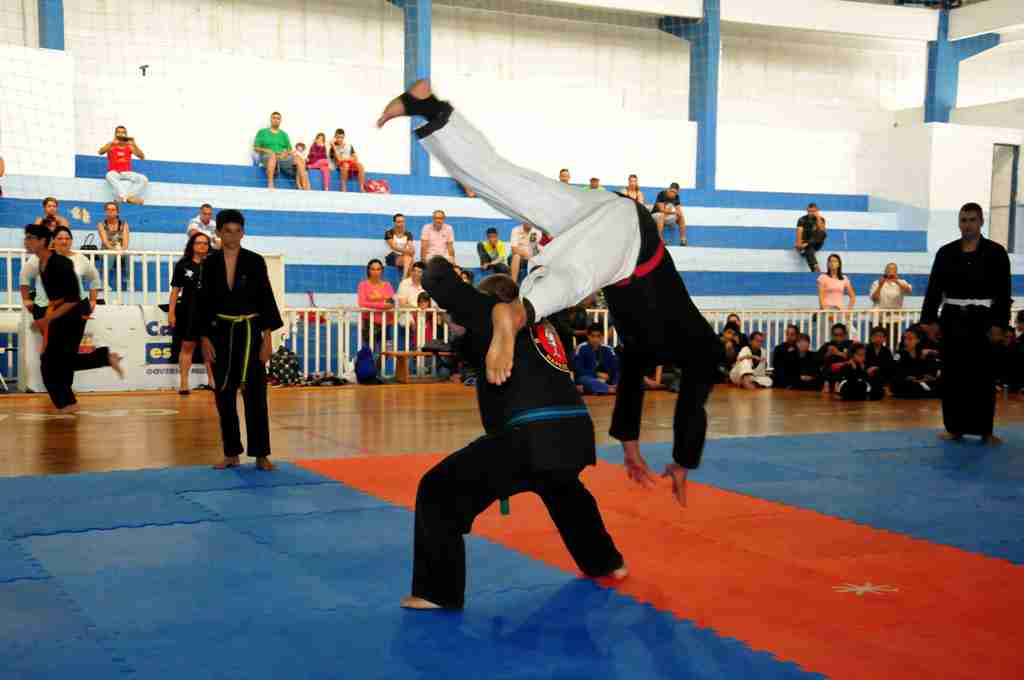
[
  {"left": 603, "top": 204, "right": 723, "bottom": 470},
  {"left": 792, "top": 351, "right": 823, "bottom": 391},
  {"left": 169, "top": 258, "right": 204, "bottom": 363},
  {"left": 890, "top": 348, "right": 940, "bottom": 399},
  {"left": 197, "top": 248, "right": 283, "bottom": 459},
  {"left": 865, "top": 344, "right": 894, "bottom": 384},
  {"left": 415, "top": 257, "right": 623, "bottom": 609},
  {"left": 838, "top": 362, "right": 884, "bottom": 401},
  {"left": 771, "top": 341, "right": 799, "bottom": 388},
  {"left": 921, "top": 237, "right": 1011, "bottom": 436},
  {"left": 37, "top": 254, "right": 83, "bottom": 409}
]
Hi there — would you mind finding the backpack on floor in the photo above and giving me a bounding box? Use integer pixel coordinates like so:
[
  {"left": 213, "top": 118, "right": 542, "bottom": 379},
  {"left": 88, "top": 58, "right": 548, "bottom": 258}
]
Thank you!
[
  {"left": 268, "top": 346, "right": 301, "bottom": 386},
  {"left": 355, "top": 345, "right": 380, "bottom": 384}
]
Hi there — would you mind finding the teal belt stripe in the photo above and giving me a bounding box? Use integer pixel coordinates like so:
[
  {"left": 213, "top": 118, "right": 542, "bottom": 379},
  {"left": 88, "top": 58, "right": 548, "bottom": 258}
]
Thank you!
[{"left": 505, "top": 406, "right": 589, "bottom": 428}]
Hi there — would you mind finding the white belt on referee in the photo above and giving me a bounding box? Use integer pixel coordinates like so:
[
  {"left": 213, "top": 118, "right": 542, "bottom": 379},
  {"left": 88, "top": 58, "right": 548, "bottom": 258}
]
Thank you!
[{"left": 944, "top": 298, "right": 992, "bottom": 308}]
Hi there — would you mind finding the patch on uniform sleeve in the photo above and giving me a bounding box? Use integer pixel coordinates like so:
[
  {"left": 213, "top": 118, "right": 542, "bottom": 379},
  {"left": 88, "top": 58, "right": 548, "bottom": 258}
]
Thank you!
[{"left": 532, "top": 320, "right": 570, "bottom": 373}]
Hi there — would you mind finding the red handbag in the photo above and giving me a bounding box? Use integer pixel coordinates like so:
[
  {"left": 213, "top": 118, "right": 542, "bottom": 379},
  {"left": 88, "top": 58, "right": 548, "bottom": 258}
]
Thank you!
[{"left": 365, "top": 179, "right": 391, "bottom": 194}]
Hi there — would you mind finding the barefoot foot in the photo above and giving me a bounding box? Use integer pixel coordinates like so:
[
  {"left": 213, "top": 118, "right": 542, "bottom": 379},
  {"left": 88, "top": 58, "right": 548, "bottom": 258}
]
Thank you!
[
  {"left": 377, "top": 79, "right": 433, "bottom": 128},
  {"left": 109, "top": 352, "right": 125, "bottom": 380},
  {"left": 400, "top": 596, "right": 443, "bottom": 610},
  {"left": 214, "top": 456, "right": 240, "bottom": 470},
  {"left": 939, "top": 432, "right": 964, "bottom": 442},
  {"left": 255, "top": 456, "right": 275, "bottom": 471},
  {"left": 57, "top": 403, "right": 81, "bottom": 415},
  {"left": 982, "top": 434, "right": 1004, "bottom": 446}
]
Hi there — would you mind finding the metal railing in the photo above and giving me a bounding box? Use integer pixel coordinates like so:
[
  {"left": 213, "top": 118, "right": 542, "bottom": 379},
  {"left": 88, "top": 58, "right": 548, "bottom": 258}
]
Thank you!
[{"left": 2, "top": 248, "right": 183, "bottom": 307}]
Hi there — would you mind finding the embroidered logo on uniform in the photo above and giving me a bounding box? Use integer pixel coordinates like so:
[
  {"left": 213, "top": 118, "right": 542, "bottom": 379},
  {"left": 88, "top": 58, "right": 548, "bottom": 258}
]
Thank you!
[
  {"left": 532, "top": 321, "right": 569, "bottom": 373},
  {"left": 185, "top": 270, "right": 195, "bottom": 279}
]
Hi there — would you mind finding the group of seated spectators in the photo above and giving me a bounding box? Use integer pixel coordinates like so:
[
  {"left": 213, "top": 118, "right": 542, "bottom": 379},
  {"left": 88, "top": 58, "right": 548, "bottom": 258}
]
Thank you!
[
  {"left": 254, "top": 113, "right": 367, "bottom": 192},
  {"left": 713, "top": 312, "right": 1024, "bottom": 400}
]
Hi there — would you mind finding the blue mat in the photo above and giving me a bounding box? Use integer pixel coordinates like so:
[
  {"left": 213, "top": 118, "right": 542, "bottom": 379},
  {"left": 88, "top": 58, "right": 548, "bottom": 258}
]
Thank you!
[
  {"left": 598, "top": 426, "right": 1024, "bottom": 563},
  {"left": 1, "top": 462, "right": 825, "bottom": 680}
]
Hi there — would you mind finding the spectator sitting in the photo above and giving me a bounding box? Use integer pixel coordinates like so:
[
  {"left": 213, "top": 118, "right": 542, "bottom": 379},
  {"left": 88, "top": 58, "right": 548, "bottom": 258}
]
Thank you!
[
  {"left": 99, "top": 125, "right": 147, "bottom": 204},
  {"left": 866, "top": 326, "right": 894, "bottom": 385},
  {"left": 624, "top": 174, "right": 646, "bottom": 205},
  {"left": 869, "top": 262, "right": 912, "bottom": 308},
  {"left": 254, "top": 111, "right": 308, "bottom": 190},
  {"left": 331, "top": 128, "right": 366, "bottom": 193},
  {"left": 187, "top": 203, "right": 221, "bottom": 249},
  {"left": 386, "top": 213, "right": 416, "bottom": 279},
  {"left": 1009, "top": 310, "right": 1024, "bottom": 393},
  {"left": 575, "top": 323, "right": 619, "bottom": 395},
  {"left": 421, "top": 210, "right": 456, "bottom": 263},
  {"left": 795, "top": 202, "right": 827, "bottom": 272},
  {"left": 990, "top": 325, "right": 1013, "bottom": 391},
  {"left": 717, "top": 326, "right": 740, "bottom": 382},
  {"left": 416, "top": 292, "right": 436, "bottom": 345},
  {"left": 460, "top": 269, "right": 474, "bottom": 286},
  {"left": 837, "top": 343, "right": 884, "bottom": 401},
  {"left": 477, "top": 227, "right": 510, "bottom": 275},
  {"left": 292, "top": 143, "right": 313, "bottom": 190},
  {"left": 508, "top": 222, "right": 545, "bottom": 281},
  {"left": 397, "top": 260, "right": 426, "bottom": 337},
  {"left": 818, "top": 253, "right": 855, "bottom": 311},
  {"left": 725, "top": 313, "right": 749, "bottom": 348},
  {"left": 587, "top": 177, "right": 604, "bottom": 191},
  {"left": 357, "top": 259, "right": 395, "bottom": 345},
  {"left": 558, "top": 168, "right": 571, "bottom": 184},
  {"left": 771, "top": 324, "right": 800, "bottom": 388},
  {"left": 730, "top": 331, "right": 772, "bottom": 389},
  {"left": 96, "top": 201, "right": 131, "bottom": 295},
  {"left": 306, "top": 133, "right": 332, "bottom": 191},
  {"left": 793, "top": 333, "right": 823, "bottom": 390},
  {"left": 34, "top": 197, "right": 70, "bottom": 229},
  {"left": 891, "top": 327, "right": 940, "bottom": 398},
  {"left": 651, "top": 182, "right": 687, "bottom": 246},
  {"left": 820, "top": 322, "right": 853, "bottom": 392}
]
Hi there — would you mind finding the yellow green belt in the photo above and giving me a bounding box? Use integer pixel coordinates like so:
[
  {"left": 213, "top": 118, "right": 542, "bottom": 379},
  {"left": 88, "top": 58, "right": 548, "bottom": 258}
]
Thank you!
[{"left": 216, "top": 313, "right": 260, "bottom": 391}]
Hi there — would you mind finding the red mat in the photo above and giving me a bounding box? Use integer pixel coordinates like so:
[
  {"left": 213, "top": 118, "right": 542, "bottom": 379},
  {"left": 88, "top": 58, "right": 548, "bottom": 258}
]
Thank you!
[{"left": 298, "top": 455, "right": 1024, "bottom": 680}]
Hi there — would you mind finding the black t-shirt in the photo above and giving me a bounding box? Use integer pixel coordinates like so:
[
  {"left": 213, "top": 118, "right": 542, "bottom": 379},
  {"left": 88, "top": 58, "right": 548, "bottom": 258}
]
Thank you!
[
  {"left": 40, "top": 253, "right": 80, "bottom": 304},
  {"left": 798, "top": 214, "right": 826, "bottom": 241},
  {"left": 650, "top": 190, "right": 680, "bottom": 213},
  {"left": 171, "top": 259, "right": 203, "bottom": 300}
]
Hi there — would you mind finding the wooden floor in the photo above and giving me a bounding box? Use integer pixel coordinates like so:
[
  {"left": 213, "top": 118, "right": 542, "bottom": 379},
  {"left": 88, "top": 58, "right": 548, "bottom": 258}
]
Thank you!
[{"left": 2, "top": 384, "right": 1023, "bottom": 477}]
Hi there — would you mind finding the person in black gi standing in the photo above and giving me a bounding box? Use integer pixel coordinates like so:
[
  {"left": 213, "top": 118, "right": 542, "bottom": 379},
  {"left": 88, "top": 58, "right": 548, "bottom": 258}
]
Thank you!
[
  {"left": 921, "top": 202, "right": 1012, "bottom": 445},
  {"left": 23, "top": 224, "right": 121, "bottom": 413},
  {"left": 198, "top": 210, "right": 283, "bottom": 470},
  {"left": 401, "top": 257, "right": 625, "bottom": 610}
]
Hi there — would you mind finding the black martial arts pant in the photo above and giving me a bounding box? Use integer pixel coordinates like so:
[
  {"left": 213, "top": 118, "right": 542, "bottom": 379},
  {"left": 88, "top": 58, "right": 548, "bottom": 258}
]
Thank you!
[
  {"left": 412, "top": 428, "right": 623, "bottom": 609},
  {"left": 799, "top": 231, "right": 826, "bottom": 272},
  {"left": 940, "top": 305, "right": 997, "bottom": 437},
  {"left": 838, "top": 377, "right": 884, "bottom": 401},
  {"left": 38, "top": 306, "right": 111, "bottom": 409},
  {"left": 211, "top": 322, "right": 271, "bottom": 458}
]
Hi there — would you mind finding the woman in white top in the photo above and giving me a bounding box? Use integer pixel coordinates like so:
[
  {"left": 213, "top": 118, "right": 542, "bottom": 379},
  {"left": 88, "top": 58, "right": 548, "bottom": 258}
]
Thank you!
[
  {"left": 385, "top": 214, "right": 416, "bottom": 279},
  {"left": 869, "top": 262, "right": 912, "bottom": 308},
  {"left": 730, "top": 331, "right": 772, "bottom": 389}
]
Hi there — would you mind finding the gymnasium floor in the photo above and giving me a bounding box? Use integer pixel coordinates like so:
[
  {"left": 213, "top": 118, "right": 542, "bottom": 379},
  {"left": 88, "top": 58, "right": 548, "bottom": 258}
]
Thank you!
[{"left": 2, "top": 386, "right": 1023, "bottom": 679}]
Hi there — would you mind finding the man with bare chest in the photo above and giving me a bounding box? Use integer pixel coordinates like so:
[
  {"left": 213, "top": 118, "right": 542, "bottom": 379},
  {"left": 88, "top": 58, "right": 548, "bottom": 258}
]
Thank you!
[{"left": 198, "top": 210, "right": 283, "bottom": 470}]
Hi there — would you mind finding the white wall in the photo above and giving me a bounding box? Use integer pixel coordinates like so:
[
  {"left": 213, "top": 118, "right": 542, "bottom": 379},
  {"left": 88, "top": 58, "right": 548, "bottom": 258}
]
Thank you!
[
  {"left": 927, "top": 124, "right": 1024, "bottom": 252},
  {"left": 953, "top": 98, "right": 1024, "bottom": 129},
  {"left": 950, "top": 0, "right": 1024, "bottom": 41},
  {"left": 430, "top": 3, "right": 693, "bottom": 185},
  {"left": 0, "top": 45, "right": 75, "bottom": 177},
  {"left": 0, "top": 0, "right": 37, "bottom": 48},
  {"left": 64, "top": 0, "right": 407, "bottom": 169},
  {"left": 857, "top": 125, "right": 933, "bottom": 230},
  {"left": 723, "top": 0, "right": 938, "bottom": 42},
  {"left": 957, "top": 41, "right": 1024, "bottom": 108}
]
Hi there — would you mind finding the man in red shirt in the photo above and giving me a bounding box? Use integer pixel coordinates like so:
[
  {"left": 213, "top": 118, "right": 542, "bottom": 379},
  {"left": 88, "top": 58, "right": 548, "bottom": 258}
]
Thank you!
[{"left": 99, "top": 126, "right": 148, "bottom": 205}]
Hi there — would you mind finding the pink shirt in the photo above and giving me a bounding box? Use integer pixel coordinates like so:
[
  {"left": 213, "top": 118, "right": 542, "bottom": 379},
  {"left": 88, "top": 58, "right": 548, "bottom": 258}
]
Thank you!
[
  {"left": 818, "top": 274, "right": 853, "bottom": 309},
  {"left": 420, "top": 223, "right": 455, "bottom": 261},
  {"left": 357, "top": 279, "right": 395, "bottom": 325}
]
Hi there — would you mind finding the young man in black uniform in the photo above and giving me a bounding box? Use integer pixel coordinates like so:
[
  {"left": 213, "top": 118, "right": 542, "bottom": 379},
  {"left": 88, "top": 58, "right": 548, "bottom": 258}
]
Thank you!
[
  {"left": 377, "top": 81, "right": 722, "bottom": 507},
  {"left": 198, "top": 210, "right": 283, "bottom": 471},
  {"left": 402, "top": 257, "right": 625, "bottom": 610},
  {"left": 23, "top": 224, "right": 119, "bottom": 413},
  {"left": 921, "top": 202, "right": 1012, "bottom": 444}
]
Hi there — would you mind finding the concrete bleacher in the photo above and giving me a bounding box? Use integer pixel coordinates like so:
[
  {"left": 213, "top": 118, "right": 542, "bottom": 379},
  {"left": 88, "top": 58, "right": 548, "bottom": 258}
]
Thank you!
[{"left": 8, "top": 160, "right": 1015, "bottom": 311}]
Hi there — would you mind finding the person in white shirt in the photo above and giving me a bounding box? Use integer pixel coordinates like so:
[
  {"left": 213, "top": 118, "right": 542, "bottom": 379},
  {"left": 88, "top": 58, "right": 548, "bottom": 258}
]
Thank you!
[
  {"left": 396, "top": 261, "right": 428, "bottom": 334},
  {"left": 869, "top": 263, "right": 912, "bottom": 308},
  {"left": 508, "top": 222, "right": 545, "bottom": 281},
  {"left": 186, "top": 203, "right": 221, "bottom": 249},
  {"left": 730, "top": 331, "right": 772, "bottom": 389}
]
